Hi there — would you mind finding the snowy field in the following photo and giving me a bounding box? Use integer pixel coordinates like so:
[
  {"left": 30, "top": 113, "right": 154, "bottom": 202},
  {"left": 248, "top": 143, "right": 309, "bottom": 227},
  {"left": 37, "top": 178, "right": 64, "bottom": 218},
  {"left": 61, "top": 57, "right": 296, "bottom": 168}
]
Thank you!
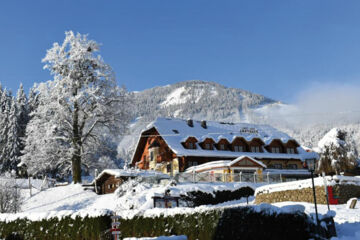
[{"left": 1, "top": 182, "right": 360, "bottom": 239}]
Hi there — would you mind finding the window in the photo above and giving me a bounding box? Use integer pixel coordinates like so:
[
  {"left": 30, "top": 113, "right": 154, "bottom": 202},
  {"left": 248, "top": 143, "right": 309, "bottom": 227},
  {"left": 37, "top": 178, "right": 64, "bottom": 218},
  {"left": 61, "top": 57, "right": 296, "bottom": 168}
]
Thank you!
[
  {"left": 187, "top": 142, "right": 197, "bottom": 149},
  {"left": 271, "top": 147, "right": 280, "bottom": 153},
  {"left": 287, "top": 164, "right": 298, "bottom": 169},
  {"left": 219, "top": 144, "right": 225, "bottom": 150},
  {"left": 269, "top": 164, "right": 282, "bottom": 169},
  {"left": 167, "top": 164, "right": 172, "bottom": 173},
  {"left": 150, "top": 151, "right": 154, "bottom": 161},
  {"left": 188, "top": 161, "right": 198, "bottom": 167},
  {"left": 251, "top": 146, "right": 260, "bottom": 152},
  {"left": 233, "top": 145, "right": 243, "bottom": 152},
  {"left": 205, "top": 143, "right": 211, "bottom": 150},
  {"left": 287, "top": 148, "right": 295, "bottom": 154}
]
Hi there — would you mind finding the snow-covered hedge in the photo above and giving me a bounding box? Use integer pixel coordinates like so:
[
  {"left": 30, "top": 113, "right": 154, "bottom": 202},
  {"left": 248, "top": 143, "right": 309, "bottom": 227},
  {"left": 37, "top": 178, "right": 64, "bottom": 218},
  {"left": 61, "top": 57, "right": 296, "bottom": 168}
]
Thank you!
[{"left": 0, "top": 205, "right": 327, "bottom": 240}]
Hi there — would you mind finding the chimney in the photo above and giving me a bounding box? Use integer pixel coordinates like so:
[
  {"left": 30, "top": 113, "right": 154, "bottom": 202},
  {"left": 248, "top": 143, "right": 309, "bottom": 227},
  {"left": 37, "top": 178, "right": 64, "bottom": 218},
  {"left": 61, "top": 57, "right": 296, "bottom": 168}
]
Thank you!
[
  {"left": 187, "top": 119, "right": 194, "bottom": 127},
  {"left": 201, "top": 120, "right": 207, "bottom": 129}
]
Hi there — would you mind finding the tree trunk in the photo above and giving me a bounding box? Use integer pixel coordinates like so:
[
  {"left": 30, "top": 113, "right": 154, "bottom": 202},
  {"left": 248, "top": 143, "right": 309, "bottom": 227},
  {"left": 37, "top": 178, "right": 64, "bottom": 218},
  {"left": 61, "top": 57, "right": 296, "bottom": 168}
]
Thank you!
[
  {"left": 72, "top": 152, "right": 82, "bottom": 183},
  {"left": 72, "top": 99, "right": 82, "bottom": 183}
]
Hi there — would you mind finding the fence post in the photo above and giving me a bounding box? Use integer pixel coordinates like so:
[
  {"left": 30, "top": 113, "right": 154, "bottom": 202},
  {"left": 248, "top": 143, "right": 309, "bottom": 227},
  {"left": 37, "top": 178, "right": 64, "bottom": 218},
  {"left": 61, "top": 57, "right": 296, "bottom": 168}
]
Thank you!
[
  {"left": 239, "top": 172, "right": 242, "bottom": 182},
  {"left": 280, "top": 173, "right": 282, "bottom": 182},
  {"left": 28, "top": 177, "right": 32, "bottom": 197},
  {"left": 253, "top": 172, "right": 256, "bottom": 183},
  {"left": 267, "top": 172, "right": 270, "bottom": 183}
]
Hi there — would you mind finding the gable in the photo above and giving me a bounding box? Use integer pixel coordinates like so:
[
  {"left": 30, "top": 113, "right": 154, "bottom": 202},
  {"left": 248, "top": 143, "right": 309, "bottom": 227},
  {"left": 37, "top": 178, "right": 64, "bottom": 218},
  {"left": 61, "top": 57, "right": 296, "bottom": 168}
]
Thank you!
[{"left": 230, "top": 156, "right": 266, "bottom": 168}]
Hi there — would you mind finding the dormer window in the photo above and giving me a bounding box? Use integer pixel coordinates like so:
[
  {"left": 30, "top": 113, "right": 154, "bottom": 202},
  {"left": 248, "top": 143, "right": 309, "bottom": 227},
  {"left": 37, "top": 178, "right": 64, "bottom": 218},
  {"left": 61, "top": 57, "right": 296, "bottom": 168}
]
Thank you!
[
  {"left": 251, "top": 146, "right": 260, "bottom": 152},
  {"left": 183, "top": 137, "right": 198, "bottom": 150},
  {"left": 234, "top": 145, "right": 243, "bottom": 152},
  {"left": 188, "top": 142, "right": 195, "bottom": 149},
  {"left": 201, "top": 138, "right": 215, "bottom": 150},
  {"left": 217, "top": 139, "right": 230, "bottom": 151},
  {"left": 287, "top": 148, "right": 295, "bottom": 154},
  {"left": 271, "top": 147, "right": 280, "bottom": 153}
]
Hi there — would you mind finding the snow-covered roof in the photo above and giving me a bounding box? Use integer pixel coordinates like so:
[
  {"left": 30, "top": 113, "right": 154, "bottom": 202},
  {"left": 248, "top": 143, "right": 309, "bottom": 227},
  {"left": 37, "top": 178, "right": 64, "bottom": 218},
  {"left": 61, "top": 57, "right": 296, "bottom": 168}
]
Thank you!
[
  {"left": 185, "top": 156, "right": 267, "bottom": 173},
  {"left": 140, "top": 117, "right": 318, "bottom": 161},
  {"left": 94, "top": 169, "right": 170, "bottom": 182}
]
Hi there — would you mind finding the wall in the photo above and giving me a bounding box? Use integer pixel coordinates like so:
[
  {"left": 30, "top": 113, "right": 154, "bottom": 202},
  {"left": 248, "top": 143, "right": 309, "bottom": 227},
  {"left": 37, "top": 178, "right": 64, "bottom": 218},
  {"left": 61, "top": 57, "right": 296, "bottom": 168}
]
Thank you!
[
  {"left": 101, "top": 175, "right": 124, "bottom": 194},
  {"left": 255, "top": 184, "right": 360, "bottom": 204}
]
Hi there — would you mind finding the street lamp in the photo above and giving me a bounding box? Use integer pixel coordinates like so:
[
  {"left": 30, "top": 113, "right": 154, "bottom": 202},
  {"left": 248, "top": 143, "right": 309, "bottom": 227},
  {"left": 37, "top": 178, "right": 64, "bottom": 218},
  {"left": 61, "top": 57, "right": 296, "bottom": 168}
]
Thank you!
[{"left": 306, "top": 158, "right": 320, "bottom": 228}]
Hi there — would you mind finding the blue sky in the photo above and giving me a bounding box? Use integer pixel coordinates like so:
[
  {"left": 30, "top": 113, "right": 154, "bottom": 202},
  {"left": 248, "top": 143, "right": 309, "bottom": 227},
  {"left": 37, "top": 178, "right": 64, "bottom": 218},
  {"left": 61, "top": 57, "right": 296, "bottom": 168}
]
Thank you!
[{"left": 1, "top": 0, "right": 360, "bottom": 102}]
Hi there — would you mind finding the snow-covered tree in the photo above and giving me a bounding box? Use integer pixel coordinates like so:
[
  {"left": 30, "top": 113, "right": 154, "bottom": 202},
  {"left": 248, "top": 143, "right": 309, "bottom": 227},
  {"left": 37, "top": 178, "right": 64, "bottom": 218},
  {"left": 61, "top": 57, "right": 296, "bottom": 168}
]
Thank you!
[
  {"left": 21, "top": 85, "right": 72, "bottom": 179},
  {"left": 316, "top": 128, "right": 358, "bottom": 175},
  {"left": 16, "top": 83, "right": 29, "bottom": 154},
  {"left": 0, "top": 179, "right": 22, "bottom": 213},
  {"left": 2, "top": 99, "right": 21, "bottom": 170},
  {"left": 22, "top": 31, "right": 132, "bottom": 183},
  {"left": 0, "top": 90, "right": 11, "bottom": 172}
]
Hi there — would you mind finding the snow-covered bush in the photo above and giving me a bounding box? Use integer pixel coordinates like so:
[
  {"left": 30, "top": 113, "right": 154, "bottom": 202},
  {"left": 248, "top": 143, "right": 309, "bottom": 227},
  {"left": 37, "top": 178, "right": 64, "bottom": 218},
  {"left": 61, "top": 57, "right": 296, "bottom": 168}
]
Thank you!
[
  {"left": 317, "top": 128, "right": 358, "bottom": 175},
  {"left": 0, "top": 180, "right": 22, "bottom": 213},
  {"left": 115, "top": 178, "right": 154, "bottom": 210}
]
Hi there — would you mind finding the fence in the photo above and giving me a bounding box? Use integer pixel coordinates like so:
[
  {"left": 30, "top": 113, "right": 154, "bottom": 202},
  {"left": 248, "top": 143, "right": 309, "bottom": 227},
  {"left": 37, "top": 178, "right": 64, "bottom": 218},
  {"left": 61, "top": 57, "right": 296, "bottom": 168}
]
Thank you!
[
  {"left": 0, "top": 177, "right": 56, "bottom": 197},
  {"left": 174, "top": 172, "right": 292, "bottom": 184}
]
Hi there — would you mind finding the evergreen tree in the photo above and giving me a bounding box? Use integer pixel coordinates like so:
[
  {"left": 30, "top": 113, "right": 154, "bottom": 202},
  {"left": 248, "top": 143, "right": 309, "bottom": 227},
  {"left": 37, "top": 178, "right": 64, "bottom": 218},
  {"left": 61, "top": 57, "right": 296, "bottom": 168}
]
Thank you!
[
  {"left": 16, "top": 83, "right": 29, "bottom": 154},
  {"left": 2, "top": 98, "right": 21, "bottom": 170},
  {"left": 0, "top": 90, "right": 10, "bottom": 172}
]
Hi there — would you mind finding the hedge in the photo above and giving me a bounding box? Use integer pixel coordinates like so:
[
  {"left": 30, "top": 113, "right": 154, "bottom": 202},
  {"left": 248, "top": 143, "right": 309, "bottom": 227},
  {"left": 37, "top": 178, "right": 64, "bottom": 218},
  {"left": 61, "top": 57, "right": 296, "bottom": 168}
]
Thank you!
[
  {"left": 0, "top": 206, "right": 326, "bottom": 240},
  {"left": 181, "top": 186, "right": 255, "bottom": 206}
]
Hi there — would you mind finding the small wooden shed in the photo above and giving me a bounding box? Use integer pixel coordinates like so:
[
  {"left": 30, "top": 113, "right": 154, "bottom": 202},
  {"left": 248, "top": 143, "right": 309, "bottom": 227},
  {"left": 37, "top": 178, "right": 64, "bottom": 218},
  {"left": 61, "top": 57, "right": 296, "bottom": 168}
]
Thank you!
[{"left": 93, "top": 169, "right": 170, "bottom": 194}]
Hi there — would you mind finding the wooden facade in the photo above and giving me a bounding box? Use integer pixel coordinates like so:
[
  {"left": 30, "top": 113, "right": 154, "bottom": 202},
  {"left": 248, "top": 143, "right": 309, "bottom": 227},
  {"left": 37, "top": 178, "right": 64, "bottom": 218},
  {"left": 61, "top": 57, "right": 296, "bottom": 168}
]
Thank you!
[{"left": 95, "top": 173, "right": 126, "bottom": 194}]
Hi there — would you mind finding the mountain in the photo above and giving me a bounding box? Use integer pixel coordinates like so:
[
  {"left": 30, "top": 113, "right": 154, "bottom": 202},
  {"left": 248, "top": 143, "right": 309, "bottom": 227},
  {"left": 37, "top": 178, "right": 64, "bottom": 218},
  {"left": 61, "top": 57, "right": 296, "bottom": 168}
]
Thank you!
[
  {"left": 133, "top": 80, "right": 281, "bottom": 122},
  {"left": 117, "top": 80, "right": 360, "bottom": 164}
]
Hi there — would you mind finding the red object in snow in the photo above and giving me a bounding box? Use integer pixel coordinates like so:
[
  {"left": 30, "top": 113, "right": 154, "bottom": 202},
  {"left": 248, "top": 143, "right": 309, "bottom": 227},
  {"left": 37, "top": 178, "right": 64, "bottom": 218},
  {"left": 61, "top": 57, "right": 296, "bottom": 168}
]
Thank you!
[{"left": 327, "top": 186, "right": 339, "bottom": 205}]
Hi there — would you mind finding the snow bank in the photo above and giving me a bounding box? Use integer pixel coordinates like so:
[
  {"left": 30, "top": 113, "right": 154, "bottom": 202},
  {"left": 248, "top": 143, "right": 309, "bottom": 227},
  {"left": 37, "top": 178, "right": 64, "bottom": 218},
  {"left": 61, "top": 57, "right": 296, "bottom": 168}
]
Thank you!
[{"left": 255, "top": 175, "right": 360, "bottom": 195}]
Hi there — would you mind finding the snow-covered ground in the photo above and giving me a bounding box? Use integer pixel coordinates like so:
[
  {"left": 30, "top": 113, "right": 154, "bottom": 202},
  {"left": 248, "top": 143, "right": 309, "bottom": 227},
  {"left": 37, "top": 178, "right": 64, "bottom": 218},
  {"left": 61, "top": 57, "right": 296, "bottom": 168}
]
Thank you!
[
  {"left": 1, "top": 184, "right": 116, "bottom": 222},
  {"left": 0, "top": 181, "right": 259, "bottom": 221},
  {"left": 1, "top": 181, "right": 360, "bottom": 239}
]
